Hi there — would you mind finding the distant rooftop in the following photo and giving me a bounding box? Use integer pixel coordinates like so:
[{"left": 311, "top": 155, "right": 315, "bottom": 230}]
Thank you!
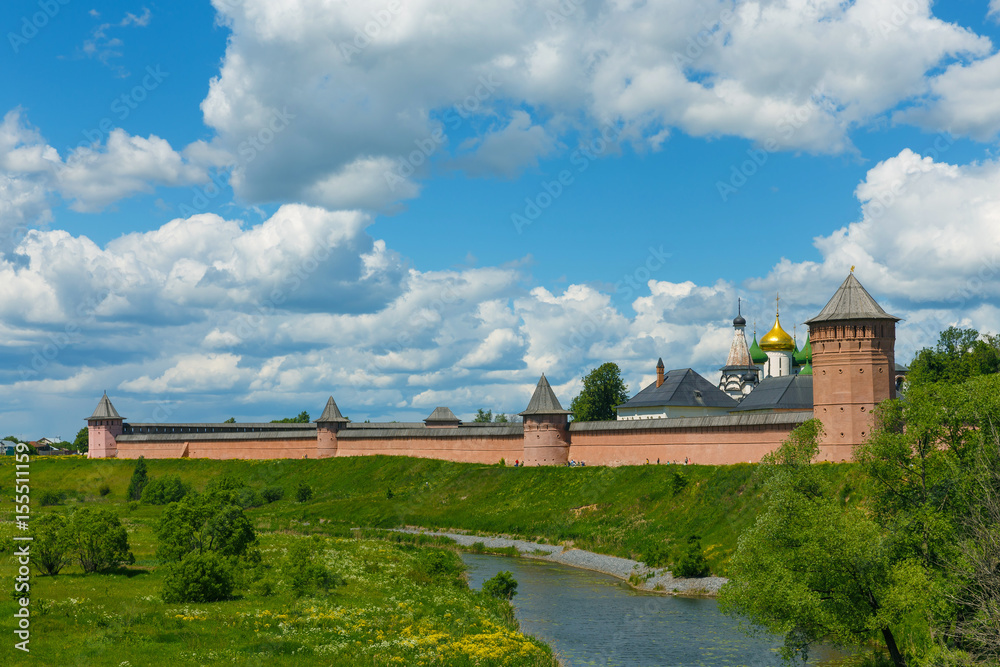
[
  {"left": 806, "top": 273, "right": 899, "bottom": 324},
  {"left": 617, "top": 368, "right": 738, "bottom": 410}
]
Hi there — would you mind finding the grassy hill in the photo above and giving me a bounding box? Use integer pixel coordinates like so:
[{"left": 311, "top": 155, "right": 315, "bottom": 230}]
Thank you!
[{"left": 8, "top": 455, "right": 863, "bottom": 574}]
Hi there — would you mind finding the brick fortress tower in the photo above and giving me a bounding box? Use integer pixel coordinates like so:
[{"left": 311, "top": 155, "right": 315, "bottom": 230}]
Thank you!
[
  {"left": 87, "top": 392, "right": 124, "bottom": 459},
  {"left": 520, "top": 374, "right": 572, "bottom": 465},
  {"left": 806, "top": 272, "right": 899, "bottom": 460},
  {"left": 315, "top": 396, "right": 349, "bottom": 458}
]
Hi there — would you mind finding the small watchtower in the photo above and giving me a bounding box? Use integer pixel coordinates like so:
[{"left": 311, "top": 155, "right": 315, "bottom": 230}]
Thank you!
[
  {"left": 519, "top": 374, "right": 572, "bottom": 465},
  {"left": 806, "top": 272, "right": 899, "bottom": 460},
  {"left": 315, "top": 396, "right": 349, "bottom": 458},
  {"left": 87, "top": 392, "right": 124, "bottom": 459}
]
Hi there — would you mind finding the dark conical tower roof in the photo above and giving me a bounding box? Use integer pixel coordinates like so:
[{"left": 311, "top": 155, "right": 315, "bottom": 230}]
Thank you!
[
  {"left": 88, "top": 392, "right": 122, "bottom": 420},
  {"left": 806, "top": 273, "right": 899, "bottom": 323},
  {"left": 316, "top": 396, "right": 349, "bottom": 423},
  {"left": 519, "top": 374, "right": 572, "bottom": 416}
]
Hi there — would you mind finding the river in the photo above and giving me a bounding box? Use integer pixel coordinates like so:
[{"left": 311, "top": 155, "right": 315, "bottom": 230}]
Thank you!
[{"left": 461, "top": 552, "right": 852, "bottom": 666}]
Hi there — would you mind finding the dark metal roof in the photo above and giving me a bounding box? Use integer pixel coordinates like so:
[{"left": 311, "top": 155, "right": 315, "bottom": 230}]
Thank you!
[
  {"left": 338, "top": 424, "right": 524, "bottom": 439},
  {"left": 125, "top": 422, "right": 317, "bottom": 430},
  {"left": 317, "top": 397, "right": 349, "bottom": 423},
  {"left": 519, "top": 374, "right": 572, "bottom": 415},
  {"left": 617, "top": 368, "right": 738, "bottom": 410},
  {"left": 731, "top": 374, "right": 814, "bottom": 412},
  {"left": 805, "top": 273, "right": 899, "bottom": 323},
  {"left": 570, "top": 410, "right": 812, "bottom": 431},
  {"left": 88, "top": 392, "right": 122, "bottom": 420},
  {"left": 424, "top": 406, "right": 461, "bottom": 423},
  {"left": 116, "top": 429, "right": 316, "bottom": 443}
]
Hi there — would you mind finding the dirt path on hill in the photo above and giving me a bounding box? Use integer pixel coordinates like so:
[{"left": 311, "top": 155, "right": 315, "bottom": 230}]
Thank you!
[{"left": 392, "top": 527, "right": 728, "bottom": 596}]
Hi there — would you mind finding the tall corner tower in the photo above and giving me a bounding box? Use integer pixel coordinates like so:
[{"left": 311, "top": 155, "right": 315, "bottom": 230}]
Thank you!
[
  {"left": 315, "top": 396, "right": 349, "bottom": 458},
  {"left": 806, "top": 272, "right": 899, "bottom": 460},
  {"left": 87, "top": 392, "right": 124, "bottom": 459},
  {"left": 519, "top": 374, "right": 572, "bottom": 465}
]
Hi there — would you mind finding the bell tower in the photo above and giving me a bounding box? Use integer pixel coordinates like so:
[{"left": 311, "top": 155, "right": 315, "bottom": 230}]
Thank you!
[
  {"left": 806, "top": 272, "right": 898, "bottom": 461},
  {"left": 87, "top": 392, "right": 124, "bottom": 459}
]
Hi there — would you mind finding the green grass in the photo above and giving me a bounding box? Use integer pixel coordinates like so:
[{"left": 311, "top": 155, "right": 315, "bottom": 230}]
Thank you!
[
  {"left": 4, "top": 455, "right": 864, "bottom": 575},
  {"left": 0, "top": 502, "right": 557, "bottom": 665}
]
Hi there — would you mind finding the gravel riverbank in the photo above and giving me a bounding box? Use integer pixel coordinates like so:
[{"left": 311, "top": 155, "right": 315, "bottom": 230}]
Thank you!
[{"left": 392, "top": 527, "right": 728, "bottom": 596}]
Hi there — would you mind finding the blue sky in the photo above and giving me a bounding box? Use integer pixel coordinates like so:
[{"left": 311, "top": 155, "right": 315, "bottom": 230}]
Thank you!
[{"left": 3, "top": 0, "right": 1000, "bottom": 440}]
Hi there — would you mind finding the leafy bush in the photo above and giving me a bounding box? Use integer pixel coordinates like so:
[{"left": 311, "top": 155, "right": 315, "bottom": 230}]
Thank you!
[
  {"left": 483, "top": 570, "right": 518, "bottom": 600},
  {"left": 38, "top": 489, "right": 62, "bottom": 506},
  {"left": 161, "top": 552, "right": 235, "bottom": 603},
  {"left": 669, "top": 469, "right": 689, "bottom": 496},
  {"left": 141, "top": 476, "right": 188, "bottom": 505},
  {"left": 155, "top": 493, "right": 257, "bottom": 563},
  {"left": 296, "top": 483, "right": 313, "bottom": 503},
  {"left": 64, "top": 507, "right": 134, "bottom": 573},
  {"left": 34, "top": 513, "right": 70, "bottom": 575},
  {"left": 126, "top": 456, "right": 149, "bottom": 501},
  {"left": 674, "top": 535, "right": 710, "bottom": 578},
  {"left": 640, "top": 541, "right": 671, "bottom": 568},
  {"left": 237, "top": 487, "right": 263, "bottom": 509},
  {"left": 261, "top": 486, "right": 284, "bottom": 503},
  {"left": 414, "top": 549, "right": 464, "bottom": 587},
  {"left": 98, "top": 482, "right": 111, "bottom": 497},
  {"left": 284, "top": 536, "right": 343, "bottom": 597},
  {"left": 470, "top": 541, "right": 486, "bottom": 554}
]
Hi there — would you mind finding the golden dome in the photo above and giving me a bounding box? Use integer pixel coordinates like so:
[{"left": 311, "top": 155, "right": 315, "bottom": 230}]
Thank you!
[{"left": 760, "top": 315, "right": 795, "bottom": 352}]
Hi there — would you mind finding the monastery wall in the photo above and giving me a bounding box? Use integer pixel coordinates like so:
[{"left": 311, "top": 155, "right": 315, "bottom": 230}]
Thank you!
[
  {"left": 567, "top": 412, "right": 816, "bottom": 466},
  {"left": 334, "top": 426, "right": 524, "bottom": 464}
]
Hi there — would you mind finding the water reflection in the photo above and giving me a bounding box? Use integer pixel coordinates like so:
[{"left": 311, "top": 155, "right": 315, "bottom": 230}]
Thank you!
[{"left": 461, "top": 553, "right": 850, "bottom": 667}]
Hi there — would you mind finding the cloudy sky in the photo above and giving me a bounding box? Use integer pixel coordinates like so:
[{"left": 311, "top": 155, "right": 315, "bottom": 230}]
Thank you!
[{"left": 2, "top": 0, "right": 1000, "bottom": 439}]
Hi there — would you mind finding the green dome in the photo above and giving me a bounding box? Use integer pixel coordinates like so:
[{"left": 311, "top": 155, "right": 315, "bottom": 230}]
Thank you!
[
  {"left": 794, "top": 334, "right": 812, "bottom": 365},
  {"left": 798, "top": 361, "right": 813, "bottom": 376},
  {"left": 749, "top": 334, "right": 768, "bottom": 365}
]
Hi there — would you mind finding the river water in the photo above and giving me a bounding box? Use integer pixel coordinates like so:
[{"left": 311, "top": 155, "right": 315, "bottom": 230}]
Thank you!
[{"left": 461, "top": 553, "right": 851, "bottom": 667}]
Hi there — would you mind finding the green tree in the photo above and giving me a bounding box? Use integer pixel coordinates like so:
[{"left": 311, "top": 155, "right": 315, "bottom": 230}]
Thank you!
[
  {"left": 483, "top": 570, "right": 518, "bottom": 600},
  {"left": 674, "top": 535, "right": 710, "bottom": 578},
  {"left": 161, "top": 552, "right": 235, "bottom": 603},
  {"left": 569, "top": 362, "right": 629, "bottom": 422},
  {"left": 284, "top": 536, "right": 343, "bottom": 597},
  {"left": 271, "top": 411, "right": 310, "bottom": 423},
  {"left": 64, "top": 507, "right": 134, "bottom": 573},
  {"left": 34, "top": 513, "right": 70, "bottom": 575},
  {"left": 155, "top": 493, "right": 257, "bottom": 563},
  {"left": 141, "top": 476, "right": 188, "bottom": 505},
  {"left": 126, "top": 456, "right": 149, "bottom": 501},
  {"left": 720, "top": 420, "right": 929, "bottom": 666},
  {"left": 907, "top": 326, "right": 1000, "bottom": 388},
  {"left": 473, "top": 409, "right": 510, "bottom": 423},
  {"left": 296, "top": 482, "right": 314, "bottom": 502},
  {"left": 223, "top": 417, "right": 236, "bottom": 423}
]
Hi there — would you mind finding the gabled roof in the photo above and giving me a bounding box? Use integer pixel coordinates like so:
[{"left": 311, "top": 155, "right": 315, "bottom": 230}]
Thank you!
[
  {"left": 806, "top": 273, "right": 899, "bottom": 323},
  {"left": 316, "top": 397, "right": 349, "bottom": 423},
  {"left": 88, "top": 392, "right": 122, "bottom": 420},
  {"left": 424, "top": 406, "right": 461, "bottom": 424},
  {"left": 731, "top": 374, "right": 813, "bottom": 412},
  {"left": 519, "top": 374, "right": 572, "bottom": 416},
  {"left": 617, "top": 368, "right": 738, "bottom": 410}
]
